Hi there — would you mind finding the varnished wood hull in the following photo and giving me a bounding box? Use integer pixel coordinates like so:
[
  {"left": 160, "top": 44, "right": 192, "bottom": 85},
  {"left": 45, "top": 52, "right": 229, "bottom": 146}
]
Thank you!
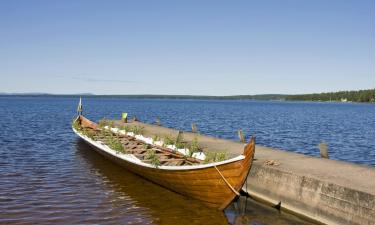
[{"left": 75, "top": 116, "right": 255, "bottom": 210}]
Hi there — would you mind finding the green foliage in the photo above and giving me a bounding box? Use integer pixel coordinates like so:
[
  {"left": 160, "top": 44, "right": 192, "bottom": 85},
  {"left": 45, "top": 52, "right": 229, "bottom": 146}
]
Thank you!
[
  {"left": 152, "top": 135, "right": 160, "bottom": 142},
  {"left": 131, "top": 125, "right": 144, "bottom": 135},
  {"left": 143, "top": 143, "right": 152, "bottom": 150},
  {"left": 81, "top": 128, "right": 97, "bottom": 141},
  {"left": 216, "top": 152, "right": 229, "bottom": 161},
  {"left": 146, "top": 149, "right": 161, "bottom": 167},
  {"left": 105, "top": 134, "right": 125, "bottom": 153},
  {"left": 118, "top": 125, "right": 144, "bottom": 135},
  {"left": 121, "top": 125, "right": 132, "bottom": 132},
  {"left": 99, "top": 129, "right": 112, "bottom": 139},
  {"left": 286, "top": 88, "right": 375, "bottom": 103},
  {"left": 175, "top": 141, "right": 186, "bottom": 149},
  {"left": 74, "top": 118, "right": 125, "bottom": 153},
  {"left": 132, "top": 126, "right": 144, "bottom": 134},
  {"left": 163, "top": 135, "right": 175, "bottom": 146},
  {"left": 72, "top": 119, "right": 81, "bottom": 131},
  {"left": 188, "top": 136, "right": 200, "bottom": 157},
  {"left": 204, "top": 151, "right": 229, "bottom": 164},
  {"left": 72, "top": 119, "right": 98, "bottom": 141},
  {"left": 98, "top": 118, "right": 110, "bottom": 128}
]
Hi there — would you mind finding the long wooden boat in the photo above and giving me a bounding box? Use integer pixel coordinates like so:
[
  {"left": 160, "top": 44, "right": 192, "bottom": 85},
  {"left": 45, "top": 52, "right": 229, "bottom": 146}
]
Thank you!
[{"left": 73, "top": 115, "right": 255, "bottom": 210}]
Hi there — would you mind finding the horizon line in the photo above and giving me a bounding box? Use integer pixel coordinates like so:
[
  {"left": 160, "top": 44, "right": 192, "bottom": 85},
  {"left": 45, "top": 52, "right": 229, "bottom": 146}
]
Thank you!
[{"left": 1, "top": 87, "right": 374, "bottom": 97}]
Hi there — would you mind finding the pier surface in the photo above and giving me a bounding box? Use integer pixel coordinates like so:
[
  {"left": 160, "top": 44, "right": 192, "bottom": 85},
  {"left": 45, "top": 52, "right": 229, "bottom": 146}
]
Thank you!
[{"left": 121, "top": 120, "right": 375, "bottom": 225}]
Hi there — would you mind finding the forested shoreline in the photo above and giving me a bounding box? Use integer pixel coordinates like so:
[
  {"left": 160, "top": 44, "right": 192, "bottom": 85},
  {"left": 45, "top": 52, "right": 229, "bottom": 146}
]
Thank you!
[
  {"left": 286, "top": 88, "right": 375, "bottom": 102},
  {"left": 1, "top": 88, "right": 375, "bottom": 102}
]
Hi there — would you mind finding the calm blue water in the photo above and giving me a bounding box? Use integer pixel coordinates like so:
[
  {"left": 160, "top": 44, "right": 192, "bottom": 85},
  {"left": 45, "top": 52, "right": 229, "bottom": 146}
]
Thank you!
[
  {"left": 81, "top": 97, "right": 375, "bottom": 166},
  {"left": 1, "top": 96, "right": 374, "bottom": 224},
  {"left": 2, "top": 96, "right": 375, "bottom": 165}
]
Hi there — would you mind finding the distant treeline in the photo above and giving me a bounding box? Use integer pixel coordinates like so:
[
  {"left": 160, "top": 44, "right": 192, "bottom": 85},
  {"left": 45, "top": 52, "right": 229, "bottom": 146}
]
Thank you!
[
  {"left": 0, "top": 93, "right": 287, "bottom": 101},
  {"left": 286, "top": 88, "right": 375, "bottom": 102},
  {"left": 99, "top": 94, "right": 288, "bottom": 101},
  {"left": 2, "top": 89, "right": 375, "bottom": 102}
]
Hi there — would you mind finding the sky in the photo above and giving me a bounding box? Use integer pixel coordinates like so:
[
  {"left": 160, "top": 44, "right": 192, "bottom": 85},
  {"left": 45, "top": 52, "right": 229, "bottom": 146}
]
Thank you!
[{"left": 0, "top": 0, "right": 374, "bottom": 95}]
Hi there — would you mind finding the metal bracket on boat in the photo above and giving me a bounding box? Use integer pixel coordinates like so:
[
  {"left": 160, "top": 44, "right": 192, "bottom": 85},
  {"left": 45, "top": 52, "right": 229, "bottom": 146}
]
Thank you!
[{"left": 214, "top": 166, "right": 240, "bottom": 196}]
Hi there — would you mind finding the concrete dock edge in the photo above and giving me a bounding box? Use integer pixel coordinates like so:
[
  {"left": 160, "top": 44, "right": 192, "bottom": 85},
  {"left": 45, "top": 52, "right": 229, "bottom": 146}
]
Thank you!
[
  {"left": 121, "top": 120, "right": 375, "bottom": 225},
  {"left": 245, "top": 153, "right": 375, "bottom": 225}
]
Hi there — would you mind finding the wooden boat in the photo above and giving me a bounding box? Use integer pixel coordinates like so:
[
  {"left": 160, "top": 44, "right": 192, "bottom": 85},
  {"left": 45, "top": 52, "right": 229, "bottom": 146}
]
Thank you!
[{"left": 72, "top": 114, "right": 255, "bottom": 210}]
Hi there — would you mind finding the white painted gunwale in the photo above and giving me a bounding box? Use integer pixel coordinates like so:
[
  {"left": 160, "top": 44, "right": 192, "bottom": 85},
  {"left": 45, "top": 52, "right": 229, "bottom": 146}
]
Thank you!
[{"left": 73, "top": 128, "right": 245, "bottom": 171}]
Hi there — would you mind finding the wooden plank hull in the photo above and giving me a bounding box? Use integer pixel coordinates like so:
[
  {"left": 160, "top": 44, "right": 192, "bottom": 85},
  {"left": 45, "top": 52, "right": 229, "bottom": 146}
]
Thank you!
[{"left": 75, "top": 116, "right": 255, "bottom": 210}]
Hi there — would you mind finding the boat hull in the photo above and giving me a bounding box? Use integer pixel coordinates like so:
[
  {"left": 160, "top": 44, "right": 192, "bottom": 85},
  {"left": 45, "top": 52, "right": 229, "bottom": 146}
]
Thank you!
[{"left": 75, "top": 116, "right": 255, "bottom": 210}]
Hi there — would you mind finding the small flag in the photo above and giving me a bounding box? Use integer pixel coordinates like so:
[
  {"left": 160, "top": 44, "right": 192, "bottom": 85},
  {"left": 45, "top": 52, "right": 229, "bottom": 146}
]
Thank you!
[{"left": 77, "top": 97, "right": 83, "bottom": 115}]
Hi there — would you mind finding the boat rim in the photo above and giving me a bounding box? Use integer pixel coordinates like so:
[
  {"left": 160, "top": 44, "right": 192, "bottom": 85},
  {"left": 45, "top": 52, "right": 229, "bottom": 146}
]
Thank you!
[{"left": 73, "top": 127, "right": 246, "bottom": 171}]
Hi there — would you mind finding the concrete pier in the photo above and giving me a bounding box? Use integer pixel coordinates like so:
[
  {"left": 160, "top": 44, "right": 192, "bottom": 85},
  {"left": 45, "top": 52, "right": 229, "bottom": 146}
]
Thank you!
[
  {"left": 246, "top": 146, "right": 375, "bottom": 225},
  {"left": 120, "top": 120, "right": 375, "bottom": 225}
]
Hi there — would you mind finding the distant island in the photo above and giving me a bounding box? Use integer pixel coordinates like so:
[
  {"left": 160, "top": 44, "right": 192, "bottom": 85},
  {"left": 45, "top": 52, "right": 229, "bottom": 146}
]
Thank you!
[{"left": 1, "top": 88, "right": 374, "bottom": 103}]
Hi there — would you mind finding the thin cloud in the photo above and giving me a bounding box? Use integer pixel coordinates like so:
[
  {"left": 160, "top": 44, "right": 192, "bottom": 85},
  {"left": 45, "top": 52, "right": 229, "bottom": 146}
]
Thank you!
[
  {"left": 55, "top": 75, "right": 141, "bottom": 83},
  {"left": 71, "top": 76, "right": 138, "bottom": 83}
]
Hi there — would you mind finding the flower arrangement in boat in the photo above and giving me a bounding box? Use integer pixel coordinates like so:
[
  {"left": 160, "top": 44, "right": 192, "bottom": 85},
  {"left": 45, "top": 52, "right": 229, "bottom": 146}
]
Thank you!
[{"left": 72, "top": 118, "right": 231, "bottom": 164}]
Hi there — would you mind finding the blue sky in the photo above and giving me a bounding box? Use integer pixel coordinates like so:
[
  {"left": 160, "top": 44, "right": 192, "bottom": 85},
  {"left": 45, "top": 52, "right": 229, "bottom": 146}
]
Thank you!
[{"left": 1, "top": 0, "right": 374, "bottom": 95}]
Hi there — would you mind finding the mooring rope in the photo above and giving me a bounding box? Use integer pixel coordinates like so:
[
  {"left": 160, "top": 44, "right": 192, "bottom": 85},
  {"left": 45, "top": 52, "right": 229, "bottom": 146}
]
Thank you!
[
  {"left": 245, "top": 174, "right": 248, "bottom": 212},
  {"left": 214, "top": 166, "right": 240, "bottom": 196}
]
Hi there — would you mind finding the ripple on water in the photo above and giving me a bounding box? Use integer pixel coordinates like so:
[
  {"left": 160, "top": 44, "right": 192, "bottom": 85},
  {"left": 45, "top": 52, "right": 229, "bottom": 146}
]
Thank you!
[{"left": 2, "top": 97, "right": 368, "bottom": 224}]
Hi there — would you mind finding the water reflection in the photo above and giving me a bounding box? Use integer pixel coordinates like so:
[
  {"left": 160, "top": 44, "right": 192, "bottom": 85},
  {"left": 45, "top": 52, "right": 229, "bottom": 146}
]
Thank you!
[
  {"left": 225, "top": 198, "right": 314, "bottom": 225},
  {"left": 75, "top": 140, "right": 229, "bottom": 225},
  {"left": 75, "top": 140, "right": 314, "bottom": 225}
]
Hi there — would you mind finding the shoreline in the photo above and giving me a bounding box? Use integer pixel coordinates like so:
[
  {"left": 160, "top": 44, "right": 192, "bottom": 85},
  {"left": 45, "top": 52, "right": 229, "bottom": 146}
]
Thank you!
[
  {"left": 1, "top": 94, "right": 375, "bottom": 104},
  {"left": 0, "top": 94, "right": 375, "bottom": 105}
]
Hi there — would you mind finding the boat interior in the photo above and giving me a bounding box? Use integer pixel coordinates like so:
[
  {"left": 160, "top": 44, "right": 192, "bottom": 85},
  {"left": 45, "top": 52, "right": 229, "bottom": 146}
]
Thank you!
[{"left": 78, "top": 122, "right": 203, "bottom": 166}]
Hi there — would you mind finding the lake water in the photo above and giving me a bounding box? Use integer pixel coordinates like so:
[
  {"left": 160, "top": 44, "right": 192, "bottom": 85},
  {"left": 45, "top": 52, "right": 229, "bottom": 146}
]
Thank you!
[
  {"left": 1, "top": 96, "right": 374, "bottom": 224},
  {"left": 85, "top": 97, "right": 374, "bottom": 166}
]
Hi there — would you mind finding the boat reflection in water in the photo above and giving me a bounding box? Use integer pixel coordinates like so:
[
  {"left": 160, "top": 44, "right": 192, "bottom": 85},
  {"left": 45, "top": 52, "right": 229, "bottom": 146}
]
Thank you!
[
  {"left": 75, "top": 140, "right": 314, "bottom": 225},
  {"left": 75, "top": 140, "right": 229, "bottom": 225}
]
